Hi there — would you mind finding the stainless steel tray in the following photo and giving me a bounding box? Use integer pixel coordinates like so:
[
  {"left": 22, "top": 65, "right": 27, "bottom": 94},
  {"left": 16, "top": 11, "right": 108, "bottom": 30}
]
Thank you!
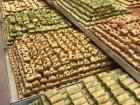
[
  {"left": 5, "top": 48, "right": 82, "bottom": 104},
  {"left": 5, "top": 49, "right": 41, "bottom": 105}
]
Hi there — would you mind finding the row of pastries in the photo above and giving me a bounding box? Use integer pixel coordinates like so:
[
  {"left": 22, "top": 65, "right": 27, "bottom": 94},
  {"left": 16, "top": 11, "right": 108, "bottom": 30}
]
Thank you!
[
  {"left": 28, "top": 68, "right": 140, "bottom": 105},
  {"left": 90, "top": 14, "right": 140, "bottom": 71},
  {"left": 8, "top": 28, "right": 116, "bottom": 98},
  {"left": 57, "top": 0, "right": 130, "bottom": 27},
  {"left": 2, "top": 0, "right": 48, "bottom": 17},
  {"left": 6, "top": 9, "right": 71, "bottom": 46}
]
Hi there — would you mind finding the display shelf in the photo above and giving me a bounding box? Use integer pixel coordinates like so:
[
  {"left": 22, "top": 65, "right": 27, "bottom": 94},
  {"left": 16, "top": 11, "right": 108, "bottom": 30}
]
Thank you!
[
  {"left": 0, "top": 0, "right": 139, "bottom": 104},
  {"left": 4, "top": 38, "right": 83, "bottom": 105},
  {"left": 5, "top": 30, "right": 83, "bottom": 104},
  {"left": 51, "top": 1, "right": 140, "bottom": 83},
  {"left": 6, "top": 44, "right": 82, "bottom": 105},
  {"left": 5, "top": 49, "right": 41, "bottom": 105},
  {"left": 6, "top": 45, "right": 82, "bottom": 105}
]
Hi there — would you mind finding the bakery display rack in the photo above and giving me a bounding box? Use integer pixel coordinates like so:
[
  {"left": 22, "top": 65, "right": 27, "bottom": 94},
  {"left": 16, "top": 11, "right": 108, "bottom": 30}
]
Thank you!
[{"left": 0, "top": 0, "right": 140, "bottom": 104}]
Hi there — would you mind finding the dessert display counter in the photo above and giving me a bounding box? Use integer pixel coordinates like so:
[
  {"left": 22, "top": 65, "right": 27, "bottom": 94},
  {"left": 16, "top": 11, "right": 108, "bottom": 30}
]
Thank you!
[{"left": 0, "top": 0, "right": 140, "bottom": 104}]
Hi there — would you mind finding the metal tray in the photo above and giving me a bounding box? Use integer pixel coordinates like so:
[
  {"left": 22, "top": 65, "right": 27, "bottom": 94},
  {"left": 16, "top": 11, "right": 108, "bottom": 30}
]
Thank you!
[
  {"left": 51, "top": 1, "right": 140, "bottom": 84},
  {"left": 5, "top": 48, "right": 82, "bottom": 105},
  {"left": 5, "top": 49, "right": 41, "bottom": 105}
]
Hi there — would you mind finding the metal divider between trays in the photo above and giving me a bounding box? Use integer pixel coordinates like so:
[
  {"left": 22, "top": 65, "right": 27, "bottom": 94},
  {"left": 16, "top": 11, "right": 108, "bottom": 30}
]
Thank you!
[
  {"left": 50, "top": 1, "right": 140, "bottom": 84},
  {"left": 10, "top": 81, "right": 82, "bottom": 105}
]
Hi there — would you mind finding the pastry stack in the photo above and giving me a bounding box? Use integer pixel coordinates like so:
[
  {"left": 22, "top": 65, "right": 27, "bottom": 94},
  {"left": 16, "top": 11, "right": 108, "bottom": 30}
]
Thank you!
[
  {"left": 28, "top": 68, "right": 140, "bottom": 105},
  {"left": 90, "top": 14, "right": 140, "bottom": 72},
  {"left": 8, "top": 28, "right": 116, "bottom": 99},
  {"left": 6, "top": 9, "right": 71, "bottom": 46},
  {"left": 57, "top": 0, "right": 130, "bottom": 27},
  {"left": 2, "top": 0, "right": 48, "bottom": 17}
]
